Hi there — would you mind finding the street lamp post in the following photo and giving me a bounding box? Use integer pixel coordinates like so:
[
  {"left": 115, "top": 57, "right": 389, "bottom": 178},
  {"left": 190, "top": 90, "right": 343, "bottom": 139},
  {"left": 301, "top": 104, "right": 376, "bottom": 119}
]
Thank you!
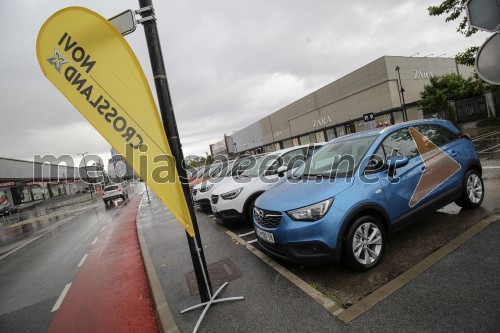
[
  {"left": 395, "top": 66, "right": 408, "bottom": 122},
  {"left": 77, "top": 152, "right": 93, "bottom": 198}
]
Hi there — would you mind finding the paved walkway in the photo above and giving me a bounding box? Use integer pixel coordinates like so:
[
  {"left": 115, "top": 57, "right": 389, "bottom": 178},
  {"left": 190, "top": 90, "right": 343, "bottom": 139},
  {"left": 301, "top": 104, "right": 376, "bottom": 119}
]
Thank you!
[{"left": 137, "top": 191, "right": 500, "bottom": 332}]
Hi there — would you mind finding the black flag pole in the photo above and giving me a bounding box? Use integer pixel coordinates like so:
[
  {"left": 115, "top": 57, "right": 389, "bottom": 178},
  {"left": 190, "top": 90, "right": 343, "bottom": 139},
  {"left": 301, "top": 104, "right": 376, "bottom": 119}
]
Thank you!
[
  {"left": 137, "top": 0, "right": 212, "bottom": 302},
  {"left": 136, "top": 3, "right": 244, "bottom": 331}
]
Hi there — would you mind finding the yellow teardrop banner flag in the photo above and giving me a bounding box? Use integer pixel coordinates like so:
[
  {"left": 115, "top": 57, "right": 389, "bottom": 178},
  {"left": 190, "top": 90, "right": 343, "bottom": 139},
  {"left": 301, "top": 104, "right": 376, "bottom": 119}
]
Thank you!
[{"left": 36, "top": 7, "right": 195, "bottom": 236}]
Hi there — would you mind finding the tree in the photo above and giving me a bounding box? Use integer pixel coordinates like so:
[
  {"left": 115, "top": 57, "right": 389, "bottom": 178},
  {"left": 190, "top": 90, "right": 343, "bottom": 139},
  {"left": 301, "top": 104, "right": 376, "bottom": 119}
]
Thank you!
[
  {"left": 420, "top": 73, "right": 485, "bottom": 120},
  {"left": 427, "top": 0, "right": 478, "bottom": 66}
]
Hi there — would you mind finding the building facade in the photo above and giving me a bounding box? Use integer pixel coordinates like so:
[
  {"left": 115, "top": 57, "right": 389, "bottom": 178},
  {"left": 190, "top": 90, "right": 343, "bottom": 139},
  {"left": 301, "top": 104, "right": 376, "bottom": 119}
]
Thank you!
[
  {"left": 0, "top": 157, "right": 98, "bottom": 207},
  {"left": 225, "top": 56, "right": 474, "bottom": 154}
]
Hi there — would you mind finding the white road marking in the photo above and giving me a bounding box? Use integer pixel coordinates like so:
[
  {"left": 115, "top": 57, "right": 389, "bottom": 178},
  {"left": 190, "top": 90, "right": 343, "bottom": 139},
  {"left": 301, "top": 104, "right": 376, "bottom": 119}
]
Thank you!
[
  {"left": 101, "top": 226, "right": 106, "bottom": 232},
  {"left": 247, "top": 239, "right": 258, "bottom": 244},
  {"left": 472, "top": 131, "right": 500, "bottom": 141},
  {"left": 77, "top": 254, "right": 88, "bottom": 268},
  {"left": 238, "top": 231, "right": 256, "bottom": 237},
  {"left": 51, "top": 283, "right": 72, "bottom": 312},
  {"left": 91, "top": 237, "right": 98, "bottom": 245},
  {"left": 479, "top": 143, "right": 500, "bottom": 153},
  {"left": 483, "top": 166, "right": 500, "bottom": 169}
]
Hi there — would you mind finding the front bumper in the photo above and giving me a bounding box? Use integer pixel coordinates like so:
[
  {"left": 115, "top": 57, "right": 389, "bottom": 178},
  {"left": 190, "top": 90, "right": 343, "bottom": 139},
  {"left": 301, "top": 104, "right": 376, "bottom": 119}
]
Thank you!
[
  {"left": 213, "top": 209, "right": 243, "bottom": 221},
  {"left": 253, "top": 205, "right": 344, "bottom": 264},
  {"left": 256, "top": 238, "right": 341, "bottom": 264}
]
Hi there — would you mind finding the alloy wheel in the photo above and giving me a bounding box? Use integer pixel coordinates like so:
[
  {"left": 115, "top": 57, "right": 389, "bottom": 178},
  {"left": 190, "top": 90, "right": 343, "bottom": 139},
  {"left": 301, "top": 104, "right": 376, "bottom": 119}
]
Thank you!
[
  {"left": 467, "top": 173, "right": 483, "bottom": 204},
  {"left": 352, "top": 222, "right": 383, "bottom": 265}
]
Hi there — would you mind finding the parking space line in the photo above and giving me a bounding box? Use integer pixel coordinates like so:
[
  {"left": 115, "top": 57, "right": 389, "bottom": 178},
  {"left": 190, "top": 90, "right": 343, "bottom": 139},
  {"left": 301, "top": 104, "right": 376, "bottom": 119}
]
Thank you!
[
  {"left": 101, "top": 226, "right": 106, "bottom": 232},
  {"left": 91, "top": 237, "right": 98, "bottom": 245},
  {"left": 247, "top": 239, "right": 257, "bottom": 244},
  {"left": 472, "top": 131, "right": 500, "bottom": 141},
  {"left": 202, "top": 215, "right": 342, "bottom": 317},
  {"left": 479, "top": 143, "right": 500, "bottom": 153},
  {"left": 51, "top": 283, "right": 72, "bottom": 312},
  {"left": 77, "top": 254, "right": 88, "bottom": 268},
  {"left": 238, "top": 231, "right": 255, "bottom": 237},
  {"left": 337, "top": 215, "right": 500, "bottom": 323}
]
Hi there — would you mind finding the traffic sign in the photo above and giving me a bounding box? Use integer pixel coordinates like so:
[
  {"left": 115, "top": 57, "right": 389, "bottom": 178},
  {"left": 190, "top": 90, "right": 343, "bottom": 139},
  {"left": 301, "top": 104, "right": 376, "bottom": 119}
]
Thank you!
[
  {"left": 476, "top": 32, "right": 500, "bottom": 84},
  {"left": 466, "top": 0, "right": 500, "bottom": 32}
]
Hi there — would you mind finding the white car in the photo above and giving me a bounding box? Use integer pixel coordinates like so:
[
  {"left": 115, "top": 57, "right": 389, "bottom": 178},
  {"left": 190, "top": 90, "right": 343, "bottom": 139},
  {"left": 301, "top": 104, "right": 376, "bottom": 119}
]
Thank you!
[
  {"left": 102, "top": 182, "right": 128, "bottom": 206},
  {"left": 210, "top": 144, "right": 324, "bottom": 222},
  {"left": 192, "top": 155, "right": 265, "bottom": 210}
]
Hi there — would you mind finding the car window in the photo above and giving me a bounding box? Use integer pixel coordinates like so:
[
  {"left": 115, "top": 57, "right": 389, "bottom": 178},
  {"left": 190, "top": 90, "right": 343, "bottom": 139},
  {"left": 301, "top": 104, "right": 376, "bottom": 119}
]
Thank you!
[
  {"left": 104, "top": 185, "right": 118, "bottom": 191},
  {"left": 240, "top": 155, "right": 267, "bottom": 177},
  {"left": 380, "top": 128, "right": 419, "bottom": 159},
  {"left": 295, "top": 135, "right": 377, "bottom": 178},
  {"left": 437, "top": 125, "right": 459, "bottom": 142},
  {"left": 280, "top": 149, "right": 306, "bottom": 170},
  {"left": 414, "top": 124, "right": 449, "bottom": 149}
]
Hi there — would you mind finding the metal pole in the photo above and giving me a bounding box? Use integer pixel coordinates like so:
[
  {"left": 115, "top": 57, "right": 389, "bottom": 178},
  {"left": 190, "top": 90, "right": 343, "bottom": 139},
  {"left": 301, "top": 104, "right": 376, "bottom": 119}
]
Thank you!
[
  {"left": 81, "top": 153, "right": 93, "bottom": 198},
  {"left": 395, "top": 66, "right": 408, "bottom": 121},
  {"left": 137, "top": 0, "right": 212, "bottom": 302},
  {"left": 145, "top": 182, "right": 151, "bottom": 204}
]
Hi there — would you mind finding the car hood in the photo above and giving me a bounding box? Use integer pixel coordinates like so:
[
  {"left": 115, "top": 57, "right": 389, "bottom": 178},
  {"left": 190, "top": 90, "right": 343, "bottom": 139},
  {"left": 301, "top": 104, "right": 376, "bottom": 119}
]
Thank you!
[
  {"left": 211, "top": 176, "right": 257, "bottom": 195},
  {"left": 255, "top": 177, "right": 353, "bottom": 212}
]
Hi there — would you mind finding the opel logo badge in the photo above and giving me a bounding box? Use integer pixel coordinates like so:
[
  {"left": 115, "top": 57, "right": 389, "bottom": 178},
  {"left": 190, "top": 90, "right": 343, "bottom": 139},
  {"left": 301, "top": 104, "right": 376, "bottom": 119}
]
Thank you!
[{"left": 256, "top": 208, "right": 264, "bottom": 220}]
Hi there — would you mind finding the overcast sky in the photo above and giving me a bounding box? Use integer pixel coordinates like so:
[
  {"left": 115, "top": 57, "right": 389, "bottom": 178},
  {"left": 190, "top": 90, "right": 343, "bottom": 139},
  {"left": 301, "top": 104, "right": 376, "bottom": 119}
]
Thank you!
[{"left": 0, "top": 0, "right": 489, "bottom": 167}]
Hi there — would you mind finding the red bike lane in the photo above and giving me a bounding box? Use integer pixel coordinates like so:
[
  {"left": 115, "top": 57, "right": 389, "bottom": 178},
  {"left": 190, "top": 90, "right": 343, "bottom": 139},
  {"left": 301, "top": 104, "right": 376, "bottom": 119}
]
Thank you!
[{"left": 48, "top": 196, "right": 157, "bottom": 333}]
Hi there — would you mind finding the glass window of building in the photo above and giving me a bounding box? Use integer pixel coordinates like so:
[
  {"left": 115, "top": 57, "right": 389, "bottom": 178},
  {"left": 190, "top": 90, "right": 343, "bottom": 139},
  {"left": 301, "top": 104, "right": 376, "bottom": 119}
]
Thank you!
[
  {"left": 315, "top": 131, "right": 326, "bottom": 143},
  {"left": 336, "top": 125, "right": 346, "bottom": 137},
  {"left": 309, "top": 133, "right": 317, "bottom": 143},
  {"left": 299, "top": 135, "right": 310, "bottom": 145},
  {"left": 32, "top": 186, "right": 45, "bottom": 200},
  {"left": 392, "top": 111, "right": 404, "bottom": 124},
  {"left": 354, "top": 120, "right": 365, "bottom": 133},
  {"left": 264, "top": 144, "right": 275, "bottom": 153},
  {"left": 282, "top": 139, "right": 293, "bottom": 148},
  {"left": 325, "top": 128, "right": 335, "bottom": 141},
  {"left": 292, "top": 138, "right": 300, "bottom": 146}
]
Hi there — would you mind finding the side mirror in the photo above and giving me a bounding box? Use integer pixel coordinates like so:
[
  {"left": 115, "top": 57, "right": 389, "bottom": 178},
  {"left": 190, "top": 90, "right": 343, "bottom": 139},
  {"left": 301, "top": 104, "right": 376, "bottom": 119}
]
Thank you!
[
  {"left": 386, "top": 156, "right": 409, "bottom": 177},
  {"left": 277, "top": 165, "right": 287, "bottom": 177}
]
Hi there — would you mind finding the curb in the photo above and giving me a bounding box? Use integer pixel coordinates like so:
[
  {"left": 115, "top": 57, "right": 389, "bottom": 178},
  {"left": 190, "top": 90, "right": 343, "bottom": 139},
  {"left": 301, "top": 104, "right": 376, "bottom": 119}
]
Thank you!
[{"left": 136, "top": 193, "right": 180, "bottom": 333}]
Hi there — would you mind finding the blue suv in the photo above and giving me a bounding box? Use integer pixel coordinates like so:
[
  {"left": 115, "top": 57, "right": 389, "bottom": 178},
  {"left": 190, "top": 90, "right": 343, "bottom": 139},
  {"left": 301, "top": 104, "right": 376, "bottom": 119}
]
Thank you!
[{"left": 253, "top": 120, "right": 484, "bottom": 270}]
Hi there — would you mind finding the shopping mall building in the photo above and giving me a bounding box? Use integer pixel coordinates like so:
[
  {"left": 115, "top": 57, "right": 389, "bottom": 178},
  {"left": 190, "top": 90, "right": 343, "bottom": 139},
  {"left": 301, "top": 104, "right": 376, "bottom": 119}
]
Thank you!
[
  {"left": 0, "top": 157, "right": 101, "bottom": 207},
  {"left": 215, "top": 56, "right": 474, "bottom": 155}
]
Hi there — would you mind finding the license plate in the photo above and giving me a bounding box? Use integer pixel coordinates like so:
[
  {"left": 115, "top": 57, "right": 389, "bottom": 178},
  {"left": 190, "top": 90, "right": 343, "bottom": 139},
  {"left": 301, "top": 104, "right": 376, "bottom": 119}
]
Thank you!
[
  {"left": 211, "top": 205, "right": 217, "bottom": 213},
  {"left": 255, "top": 227, "right": 275, "bottom": 244}
]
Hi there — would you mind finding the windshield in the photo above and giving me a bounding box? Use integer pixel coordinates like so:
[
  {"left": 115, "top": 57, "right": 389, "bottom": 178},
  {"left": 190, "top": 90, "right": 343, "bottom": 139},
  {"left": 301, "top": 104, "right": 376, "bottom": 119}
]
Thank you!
[
  {"left": 294, "top": 135, "right": 377, "bottom": 178},
  {"left": 217, "top": 161, "right": 235, "bottom": 177},
  {"left": 240, "top": 155, "right": 270, "bottom": 177},
  {"left": 104, "top": 185, "right": 118, "bottom": 191}
]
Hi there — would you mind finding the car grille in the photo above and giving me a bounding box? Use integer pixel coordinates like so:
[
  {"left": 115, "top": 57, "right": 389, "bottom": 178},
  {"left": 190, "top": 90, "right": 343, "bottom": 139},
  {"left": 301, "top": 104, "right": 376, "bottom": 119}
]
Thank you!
[
  {"left": 254, "top": 207, "right": 282, "bottom": 229},
  {"left": 211, "top": 195, "right": 219, "bottom": 204}
]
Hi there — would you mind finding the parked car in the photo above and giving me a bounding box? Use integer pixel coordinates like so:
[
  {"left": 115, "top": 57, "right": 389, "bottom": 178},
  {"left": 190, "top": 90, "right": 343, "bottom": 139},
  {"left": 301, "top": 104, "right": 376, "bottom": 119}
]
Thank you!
[
  {"left": 253, "top": 119, "right": 484, "bottom": 271},
  {"left": 0, "top": 206, "right": 20, "bottom": 216},
  {"left": 193, "top": 155, "right": 262, "bottom": 210},
  {"left": 211, "top": 144, "right": 325, "bottom": 222},
  {"left": 102, "top": 183, "right": 128, "bottom": 206},
  {"left": 189, "top": 163, "right": 223, "bottom": 190}
]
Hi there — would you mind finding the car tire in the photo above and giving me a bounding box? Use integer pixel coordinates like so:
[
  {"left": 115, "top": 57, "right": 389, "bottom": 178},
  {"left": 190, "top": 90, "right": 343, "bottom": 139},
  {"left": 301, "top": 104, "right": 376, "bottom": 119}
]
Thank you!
[
  {"left": 455, "top": 169, "right": 484, "bottom": 209},
  {"left": 344, "top": 215, "right": 385, "bottom": 271}
]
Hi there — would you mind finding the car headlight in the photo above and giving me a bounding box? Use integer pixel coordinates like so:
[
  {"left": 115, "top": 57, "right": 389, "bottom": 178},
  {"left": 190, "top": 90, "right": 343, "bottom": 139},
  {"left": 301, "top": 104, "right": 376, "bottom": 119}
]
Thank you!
[
  {"left": 286, "top": 198, "right": 333, "bottom": 222},
  {"left": 220, "top": 187, "right": 243, "bottom": 200},
  {"left": 200, "top": 184, "right": 213, "bottom": 193}
]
